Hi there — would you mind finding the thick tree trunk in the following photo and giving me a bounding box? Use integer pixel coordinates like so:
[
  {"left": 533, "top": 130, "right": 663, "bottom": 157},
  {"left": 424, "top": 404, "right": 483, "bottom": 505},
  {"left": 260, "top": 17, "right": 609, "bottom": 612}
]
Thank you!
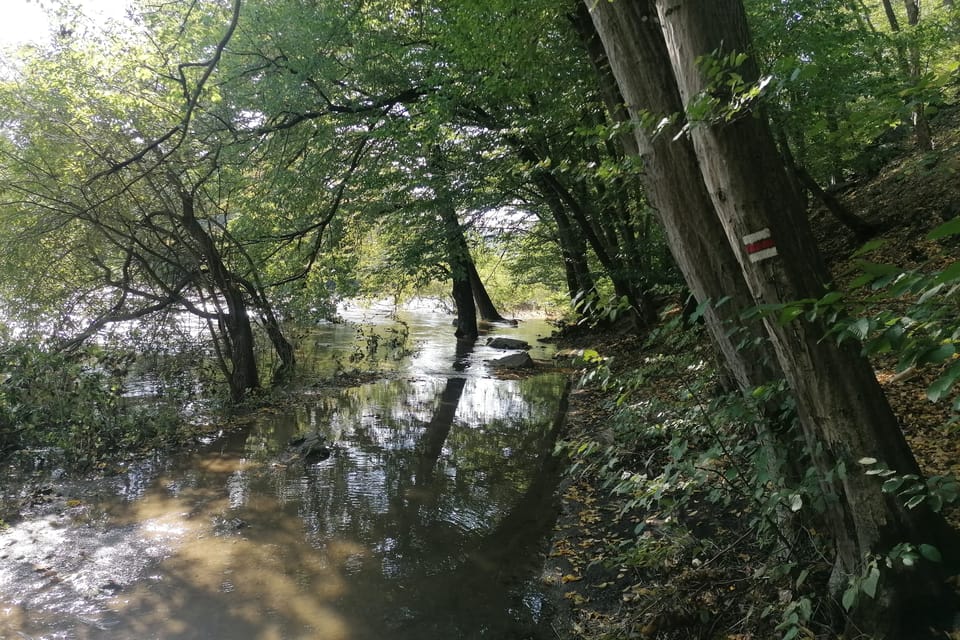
[
  {"left": 653, "top": 1, "right": 955, "bottom": 635},
  {"left": 439, "top": 206, "right": 479, "bottom": 341},
  {"left": 585, "top": 0, "right": 781, "bottom": 395},
  {"left": 450, "top": 275, "right": 478, "bottom": 341},
  {"left": 219, "top": 306, "right": 259, "bottom": 402},
  {"left": 466, "top": 261, "right": 507, "bottom": 323},
  {"left": 586, "top": 0, "right": 806, "bottom": 542}
]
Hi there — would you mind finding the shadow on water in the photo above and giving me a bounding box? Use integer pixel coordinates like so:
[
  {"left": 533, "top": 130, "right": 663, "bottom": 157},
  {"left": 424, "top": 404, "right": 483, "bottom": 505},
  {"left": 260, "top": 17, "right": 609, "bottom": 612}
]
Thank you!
[{"left": 0, "top": 312, "right": 570, "bottom": 639}]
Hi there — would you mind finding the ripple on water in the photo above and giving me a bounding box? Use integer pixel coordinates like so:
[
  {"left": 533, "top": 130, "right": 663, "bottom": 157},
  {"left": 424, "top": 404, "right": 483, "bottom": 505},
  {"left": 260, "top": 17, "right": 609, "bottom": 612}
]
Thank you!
[{"left": 0, "top": 511, "right": 185, "bottom": 623}]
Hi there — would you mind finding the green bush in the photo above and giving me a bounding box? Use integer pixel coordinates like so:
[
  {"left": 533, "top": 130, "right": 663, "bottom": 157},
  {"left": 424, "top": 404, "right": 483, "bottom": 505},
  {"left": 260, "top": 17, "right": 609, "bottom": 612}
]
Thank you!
[{"left": 0, "top": 341, "right": 182, "bottom": 467}]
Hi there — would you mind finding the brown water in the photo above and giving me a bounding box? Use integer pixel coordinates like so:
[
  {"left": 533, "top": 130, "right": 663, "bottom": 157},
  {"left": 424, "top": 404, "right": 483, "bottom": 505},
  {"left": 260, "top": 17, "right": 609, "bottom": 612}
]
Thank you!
[{"left": 0, "top": 308, "right": 568, "bottom": 639}]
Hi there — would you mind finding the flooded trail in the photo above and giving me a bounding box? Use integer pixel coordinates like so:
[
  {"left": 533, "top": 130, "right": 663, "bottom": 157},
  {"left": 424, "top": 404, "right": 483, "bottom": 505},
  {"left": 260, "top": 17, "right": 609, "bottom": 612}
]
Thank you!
[{"left": 0, "top": 307, "right": 569, "bottom": 639}]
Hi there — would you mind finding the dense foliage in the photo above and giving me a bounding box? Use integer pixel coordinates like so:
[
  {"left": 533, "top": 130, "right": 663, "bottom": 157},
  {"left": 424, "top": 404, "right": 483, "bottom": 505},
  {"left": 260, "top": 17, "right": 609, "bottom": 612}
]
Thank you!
[{"left": 0, "top": 0, "right": 959, "bottom": 635}]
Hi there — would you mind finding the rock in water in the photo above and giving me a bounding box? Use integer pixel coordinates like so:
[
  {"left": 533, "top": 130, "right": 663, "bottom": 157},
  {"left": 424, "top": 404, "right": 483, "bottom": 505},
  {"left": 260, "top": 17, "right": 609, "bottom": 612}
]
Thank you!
[
  {"left": 489, "top": 352, "right": 534, "bottom": 369},
  {"left": 486, "top": 337, "right": 531, "bottom": 350},
  {"left": 286, "top": 433, "right": 331, "bottom": 463}
]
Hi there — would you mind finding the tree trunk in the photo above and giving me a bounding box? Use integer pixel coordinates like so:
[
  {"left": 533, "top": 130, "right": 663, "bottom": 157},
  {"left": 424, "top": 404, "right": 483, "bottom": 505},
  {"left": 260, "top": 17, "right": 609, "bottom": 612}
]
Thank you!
[
  {"left": 653, "top": 1, "right": 955, "bottom": 635},
  {"left": 259, "top": 307, "right": 295, "bottom": 385},
  {"left": 903, "top": 0, "right": 920, "bottom": 23},
  {"left": 585, "top": 0, "right": 782, "bottom": 396},
  {"left": 439, "top": 206, "right": 479, "bottom": 341},
  {"left": 902, "top": 0, "right": 934, "bottom": 150},
  {"left": 518, "top": 139, "right": 654, "bottom": 325},
  {"left": 534, "top": 176, "right": 596, "bottom": 303},
  {"left": 450, "top": 274, "right": 478, "bottom": 341},
  {"left": 882, "top": 0, "right": 902, "bottom": 31},
  {"left": 883, "top": 0, "right": 933, "bottom": 150},
  {"left": 219, "top": 306, "right": 259, "bottom": 402},
  {"left": 466, "top": 261, "right": 508, "bottom": 323},
  {"left": 772, "top": 121, "right": 878, "bottom": 241},
  {"left": 586, "top": 0, "right": 806, "bottom": 542},
  {"left": 180, "top": 191, "right": 260, "bottom": 402}
]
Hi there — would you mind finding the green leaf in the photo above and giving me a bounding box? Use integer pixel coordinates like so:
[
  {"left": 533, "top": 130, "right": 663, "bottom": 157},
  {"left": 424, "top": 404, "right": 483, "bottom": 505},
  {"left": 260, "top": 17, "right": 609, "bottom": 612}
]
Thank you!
[
  {"left": 919, "top": 544, "right": 942, "bottom": 563},
  {"left": 927, "top": 216, "right": 960, "bottom": 240},
  {"left": 906, "top": 494, "right": 926, "bottom": 509},
  {"left": 861, "top": 566, "right": 880, "bottom": 598},
  {"left": 779, "top": 305, "right": 805, "bottom": 324},
  {"left": 818, "top": 291, "right": 843, "bottom": 305},
  {"left": 855, "top": 260, "right": 901, "bottom": 276},
  {"left": 842, "top": 585, "right": 856, "bottom": 610},
  {"left": 927, "top": 362, "right": 960, "bottom": 402},
  {"left": 933, "top": 261, "right": 960, "bottom": 285},
  {"left": 852, "top": 238, "right": 887, "bottom": 257},
  {"left": 858, "top": 457, "right": 878, "bottom": 466},
  {"left": 882, "top": 477, "right": 905, "bottom": 493},
  {"left": 850, "top": 318, "right": 871, "bottom": 340},
  {"left": 918, "top": 344, "right": 955, "bottom": 366}
]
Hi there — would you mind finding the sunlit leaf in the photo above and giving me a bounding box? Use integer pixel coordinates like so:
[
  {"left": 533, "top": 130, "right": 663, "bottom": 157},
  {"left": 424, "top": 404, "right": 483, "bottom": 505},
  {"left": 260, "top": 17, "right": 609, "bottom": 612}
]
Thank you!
[{"left": 927, "top": 216, "right": 960, "bottom": 240}]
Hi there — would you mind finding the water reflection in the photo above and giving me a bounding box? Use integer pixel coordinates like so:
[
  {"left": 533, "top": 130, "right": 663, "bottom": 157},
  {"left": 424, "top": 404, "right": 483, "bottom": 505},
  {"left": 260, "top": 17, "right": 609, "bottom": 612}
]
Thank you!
[{"left": 0, "top": 312, "right": 567, "bottom": 639}]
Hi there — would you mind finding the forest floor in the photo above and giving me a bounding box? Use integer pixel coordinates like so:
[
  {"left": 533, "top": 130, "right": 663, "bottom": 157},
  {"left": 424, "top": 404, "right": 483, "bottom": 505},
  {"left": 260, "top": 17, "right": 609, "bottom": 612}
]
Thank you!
[{"left": 544, "top": 106, "right": 960, "bottom": 640}]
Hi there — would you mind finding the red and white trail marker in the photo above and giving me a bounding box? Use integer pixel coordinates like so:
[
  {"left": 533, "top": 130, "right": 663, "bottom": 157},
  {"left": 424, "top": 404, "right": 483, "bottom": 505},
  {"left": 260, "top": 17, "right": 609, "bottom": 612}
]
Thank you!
[{"left": 742, "top": 228, "right": 778, "bottom": 263}]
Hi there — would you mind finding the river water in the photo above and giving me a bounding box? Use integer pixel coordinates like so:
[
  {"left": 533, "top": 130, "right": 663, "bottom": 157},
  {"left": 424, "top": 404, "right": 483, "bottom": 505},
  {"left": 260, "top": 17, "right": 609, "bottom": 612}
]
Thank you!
[{"left": 0, "top": 304, "right": 569, "bottom": 639}]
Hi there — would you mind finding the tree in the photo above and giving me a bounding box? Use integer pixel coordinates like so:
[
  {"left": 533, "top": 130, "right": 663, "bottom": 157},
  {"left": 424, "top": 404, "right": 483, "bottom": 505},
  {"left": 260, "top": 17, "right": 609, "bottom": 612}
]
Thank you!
[
  {"left": 583, "top": 0, "right": 785, "bottom": 399},
  {"left": 883, "top": 0, "right": 934, "bottom": 149},
  {"left": 640, "top": 0, "right": 955, "bottom": 634},
  {"left": 0, "top": 0, "right": 299, "bottom": 401}
]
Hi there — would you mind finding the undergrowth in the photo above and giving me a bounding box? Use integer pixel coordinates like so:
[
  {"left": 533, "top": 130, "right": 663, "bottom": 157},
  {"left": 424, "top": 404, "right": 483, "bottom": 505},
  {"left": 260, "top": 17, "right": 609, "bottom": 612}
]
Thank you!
[
  {"left": 554, "top": 216, "right": 960, "bottom": 638},
  {"left": 0, "top": 341, "right": 188, "bottom": 469}
]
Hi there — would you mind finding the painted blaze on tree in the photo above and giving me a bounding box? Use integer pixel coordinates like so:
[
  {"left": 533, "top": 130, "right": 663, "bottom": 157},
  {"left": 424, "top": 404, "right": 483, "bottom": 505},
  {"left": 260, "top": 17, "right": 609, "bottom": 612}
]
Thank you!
[{"left": 590, "top": 0, "right": 959, "bottom": 637}]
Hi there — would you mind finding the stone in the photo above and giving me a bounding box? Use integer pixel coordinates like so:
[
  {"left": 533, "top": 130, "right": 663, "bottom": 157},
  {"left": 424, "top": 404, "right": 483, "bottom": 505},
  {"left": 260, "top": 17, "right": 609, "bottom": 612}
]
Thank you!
[
  {"left": 285, "top": 433, "right": 331, "bottom": 463},
  {"left": 489, "top": 352, "right": 534, "bottom": 369},
  {"left": 486, "top": 337, "right": 531, "bottom": 350}
]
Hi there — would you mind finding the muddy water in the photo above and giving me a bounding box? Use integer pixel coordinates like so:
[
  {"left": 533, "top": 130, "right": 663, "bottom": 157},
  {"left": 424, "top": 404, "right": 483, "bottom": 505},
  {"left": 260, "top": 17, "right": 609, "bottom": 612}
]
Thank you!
[{"left": 0, "top": 307, "right": 568, "bottom": 639}]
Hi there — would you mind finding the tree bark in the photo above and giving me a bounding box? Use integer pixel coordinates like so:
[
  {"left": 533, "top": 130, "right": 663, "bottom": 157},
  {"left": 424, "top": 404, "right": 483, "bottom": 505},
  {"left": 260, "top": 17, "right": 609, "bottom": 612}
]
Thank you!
[
  {"left": 903, "top": 0, "right": 934, "bottom": 150},
  {"left": 585, "top": 0, "right": 782, "bottom": 395},
  {"left": 882, "top": 0, "right": 933, "bottom": 150},
  {"left": 466, "top": 261, "right": 508, "bottom": 323},
  {"left": 882, "top": 0, "right": 902, "bottom": 31},
  {"left": 180, "top": 191, "right": 260, "bottom": 402},
  {"left": 533, "top": 175, "right": 596, "bottom": 303},
  {"left": 259, "top": 307, "right": 295, "bottom": 384},
  {"left": 532, "top": 157, "right": 655, "bottom": 325},
  {"left": 439, "top": 205, "right": 479, "bottom": 341},
  {"left": 653, "top": 1, "right": 955, "bottom": 634}
]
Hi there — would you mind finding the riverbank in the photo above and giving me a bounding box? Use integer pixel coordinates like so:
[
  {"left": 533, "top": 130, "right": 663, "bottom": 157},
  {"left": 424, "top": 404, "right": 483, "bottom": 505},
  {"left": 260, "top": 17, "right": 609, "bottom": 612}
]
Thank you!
[
  {"left": 540, "top": 107, "right": 960, "bottom": 637},
  {"left": 544, "top": 305, "right": 960, "bottom": 639}
]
